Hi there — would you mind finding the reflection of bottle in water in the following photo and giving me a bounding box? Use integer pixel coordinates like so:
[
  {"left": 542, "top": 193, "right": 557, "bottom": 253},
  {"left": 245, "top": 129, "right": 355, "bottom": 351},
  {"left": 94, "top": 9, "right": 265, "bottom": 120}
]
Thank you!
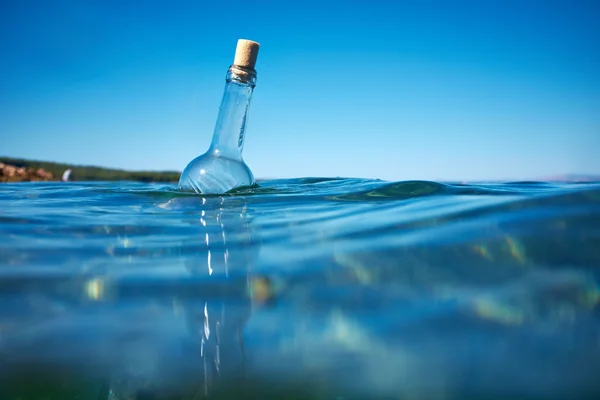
[
  {"left": 182, "top": 198, "right": 257, "bottom": 396},
  {"left": 178, "top": 39, "right": 260, "bottom": 194},
  {"left": 105, "top": 197, "right": 261, "bottom": 399}
]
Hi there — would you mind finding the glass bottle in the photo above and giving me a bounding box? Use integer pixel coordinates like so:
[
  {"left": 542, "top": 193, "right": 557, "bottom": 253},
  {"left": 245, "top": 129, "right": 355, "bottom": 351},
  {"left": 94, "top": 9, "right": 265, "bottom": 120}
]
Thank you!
[{"left": 178, "top": 39, "right": 260, "bottom": 194}]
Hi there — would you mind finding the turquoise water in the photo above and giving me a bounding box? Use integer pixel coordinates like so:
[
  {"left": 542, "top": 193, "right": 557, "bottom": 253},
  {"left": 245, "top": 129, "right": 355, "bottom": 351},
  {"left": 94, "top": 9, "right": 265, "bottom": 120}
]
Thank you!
[{"left": 1, "top": 179, "right": 600, "bottom": 400}]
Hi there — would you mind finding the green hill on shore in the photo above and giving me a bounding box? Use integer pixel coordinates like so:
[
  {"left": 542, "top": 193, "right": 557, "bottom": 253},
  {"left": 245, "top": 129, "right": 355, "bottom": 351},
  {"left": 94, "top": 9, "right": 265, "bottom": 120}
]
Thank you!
[{"left": 0, "top": 156, "right": 181, "bottom": 183}]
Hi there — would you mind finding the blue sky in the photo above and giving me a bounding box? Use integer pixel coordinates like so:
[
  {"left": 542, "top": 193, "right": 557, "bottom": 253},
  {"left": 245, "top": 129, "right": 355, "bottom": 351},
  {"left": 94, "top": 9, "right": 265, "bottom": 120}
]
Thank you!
[{"left": 1, "top": 0, "right": 598, "bottom": 181}]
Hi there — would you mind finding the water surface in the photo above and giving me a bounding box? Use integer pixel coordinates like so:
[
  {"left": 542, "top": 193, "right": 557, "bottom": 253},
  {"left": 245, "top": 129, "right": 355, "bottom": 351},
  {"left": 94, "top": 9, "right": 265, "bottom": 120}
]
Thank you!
[{"left": 1, "top": 179, "right": 599, "bottom": 399}]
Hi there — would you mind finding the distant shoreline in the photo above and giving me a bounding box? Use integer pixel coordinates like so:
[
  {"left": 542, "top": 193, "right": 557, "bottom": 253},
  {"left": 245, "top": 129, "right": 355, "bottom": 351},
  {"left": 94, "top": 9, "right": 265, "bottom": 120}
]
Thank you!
[
  {"left": 0, "top": 157, "right": 180, "bottom": 183},
  {"left": 2, "top": 156, "right": 598, "bottom": 184}
]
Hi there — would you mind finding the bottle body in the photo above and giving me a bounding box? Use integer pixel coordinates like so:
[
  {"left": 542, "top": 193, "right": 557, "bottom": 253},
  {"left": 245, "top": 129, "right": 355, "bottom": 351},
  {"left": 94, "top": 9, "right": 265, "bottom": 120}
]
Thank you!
[
  {"left": 179, "top": 65, "right": 257, "bottom": 194},
  {"left": 178, "top": 152, "right": 255, "bottom": 194}
]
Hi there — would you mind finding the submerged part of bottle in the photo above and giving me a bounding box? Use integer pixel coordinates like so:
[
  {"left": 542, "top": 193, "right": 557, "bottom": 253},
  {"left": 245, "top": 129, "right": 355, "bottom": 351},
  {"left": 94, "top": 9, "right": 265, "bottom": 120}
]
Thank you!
[{"left": 179, "top": 39, "right": 260, "bottom": 194}]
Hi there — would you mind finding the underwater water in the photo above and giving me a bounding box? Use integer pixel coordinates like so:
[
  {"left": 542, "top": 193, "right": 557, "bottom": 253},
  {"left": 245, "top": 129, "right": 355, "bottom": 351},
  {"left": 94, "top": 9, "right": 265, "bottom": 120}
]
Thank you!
[{"left": 0, "top": 178, "right": 599, "bottom": 400}]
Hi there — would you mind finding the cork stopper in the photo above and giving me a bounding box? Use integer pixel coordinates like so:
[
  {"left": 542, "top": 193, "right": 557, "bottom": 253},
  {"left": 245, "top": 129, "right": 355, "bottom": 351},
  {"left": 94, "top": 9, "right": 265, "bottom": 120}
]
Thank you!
[{"left": 233, "top": 39, "right": 260, "bottom": 70}]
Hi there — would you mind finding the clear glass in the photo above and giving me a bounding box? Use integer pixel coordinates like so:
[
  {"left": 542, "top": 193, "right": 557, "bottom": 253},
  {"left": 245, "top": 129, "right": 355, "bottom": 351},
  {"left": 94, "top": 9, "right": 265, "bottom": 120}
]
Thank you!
[{"left": 178, "top": 65, "right": 257, "bottom": 194}]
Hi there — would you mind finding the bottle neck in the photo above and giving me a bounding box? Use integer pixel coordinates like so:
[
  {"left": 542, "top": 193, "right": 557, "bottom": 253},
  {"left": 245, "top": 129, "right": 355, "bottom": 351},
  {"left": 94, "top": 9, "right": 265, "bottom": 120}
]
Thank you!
[{"left": 208, "top": 65, "right": 257, "bottom": 160}]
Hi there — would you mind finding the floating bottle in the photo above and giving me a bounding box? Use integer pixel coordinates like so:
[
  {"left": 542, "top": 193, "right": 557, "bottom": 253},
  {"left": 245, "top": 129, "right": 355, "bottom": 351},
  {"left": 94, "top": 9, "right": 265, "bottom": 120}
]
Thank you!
[{"left": 178, "top": 39, "right": 260, "bottom": 194}]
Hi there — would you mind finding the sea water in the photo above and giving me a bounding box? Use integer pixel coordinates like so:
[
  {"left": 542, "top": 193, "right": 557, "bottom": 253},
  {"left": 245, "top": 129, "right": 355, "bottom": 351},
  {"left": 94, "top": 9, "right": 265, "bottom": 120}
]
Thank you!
[{"left": 0, "top": 179, "right": 599, "bottom": 400}]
